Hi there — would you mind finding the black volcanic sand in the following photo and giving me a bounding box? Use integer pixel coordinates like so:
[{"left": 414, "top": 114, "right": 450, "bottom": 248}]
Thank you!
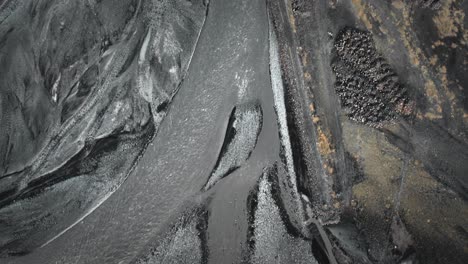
[
  {"left": 0, "top": 0, "right": 208, "bottom": 257},
  {"left": 1, "top": 0, "right": 321, "bottom": 263},
  {"left": 0, "top": 0, "right": 467, "bottom": 263}
]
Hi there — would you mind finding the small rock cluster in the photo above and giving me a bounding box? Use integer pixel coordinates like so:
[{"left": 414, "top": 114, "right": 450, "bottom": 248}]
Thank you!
[{"left": 331, "top": 27, "right": 413, "bottom": 126}]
